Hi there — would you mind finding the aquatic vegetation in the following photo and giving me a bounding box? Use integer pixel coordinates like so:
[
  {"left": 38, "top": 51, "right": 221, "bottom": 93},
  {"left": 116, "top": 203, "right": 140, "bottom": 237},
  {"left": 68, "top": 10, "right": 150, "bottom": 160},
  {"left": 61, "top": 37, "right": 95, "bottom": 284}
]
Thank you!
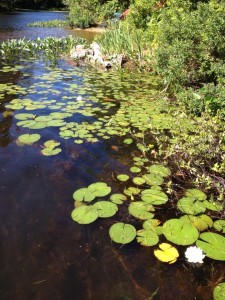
[
  {"left": 17, "top": 133, "right": 41, "bottom": 145},
  {"left": 41, "top": 140, "right": 62, "bottom": 156},
  {"left": 214, "top": 282, "right": 225, "bottom": 300},
  {"left": 185, "top": 246, "right": 205, "bottom": 264},
  {"left": 154, "top": 243, "right": 179, "bottom": 264},
  {"left": 0, "top": 36, "right": 87, "bottom": 62},
  {"left": 196, "top": 233, "right": 225, "bottom": 261},
  {"left": 109, "top": 223, "right": 136, "bottom": 244},
  {"left": 28, "top": 20, "right": 68, "bottom": 27}
]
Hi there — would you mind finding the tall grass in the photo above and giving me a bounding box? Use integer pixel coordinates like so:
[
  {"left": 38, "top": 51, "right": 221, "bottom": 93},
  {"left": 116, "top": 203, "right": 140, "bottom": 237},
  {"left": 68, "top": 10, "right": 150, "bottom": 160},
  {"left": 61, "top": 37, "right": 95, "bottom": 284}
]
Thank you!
[{"left": 96, "top": 23, "right": 144, "bottom": 61}]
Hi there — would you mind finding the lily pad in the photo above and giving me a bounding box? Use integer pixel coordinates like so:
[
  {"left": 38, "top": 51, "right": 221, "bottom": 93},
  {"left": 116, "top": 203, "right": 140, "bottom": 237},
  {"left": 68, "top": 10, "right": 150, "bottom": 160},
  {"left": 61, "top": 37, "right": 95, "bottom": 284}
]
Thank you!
[
  {"left": 73, "top": 187, "right": 95, "bottom": 202},
  {"left": 213, "top": 220, "right": 225, "bottom": 233},
  {"left": 142, "top": 174, "right": 164, "bottom": 186},
  {"left": 196, "top": 232, "right": 225, "bottom": 260},
  {"left": 177, "top": 197, "right": 206, "bottom": 215},
  {"left": 88, "top": 182, "right": 111, "bottom": 197},
  {"left": 143, "top": 219, "right": 163, "bottom": 235},
  {"left": 71, "top": 206, "right": 98, "bottom": 224},
  {"left": 128, "top": 201, "right": 155, "bottom": 220},
  {"left": 163, "top": 218, "right": 199, "bottom": 245},
  {"left": 154, "top": 243, "right": 179, "bottom": 264},
  {"left": 141, "top": 189, "right": 168, "bottom": 205},
  {"left": 117, "top": 174, "right": 129, "bottom": 182},
  {"left": 132, "top": 177, "right": 146, "bottom": 185},
  {"left": 110, "top": 193, "right": 127, "bottom": 204},
  {"left": 185, "top": 189, "right": 207, "bottom": 201},
  {"left": 17, "top": 133, "right": 41, "bottom": 145},
  {"left": 137, "top": 229, "right": 159, "bottom": 246},
  {"left": 123, "top": 138, "right": 133, "bottom": 145},
  {"left": 130, "top": 166, "right": 141, "bottom": 173},
  {"left": 93, "top": 201, "right": 118, "bottom": 218},
  {"left": 180, "top": 214, "right": 213, "bottom": 231},
  {"left": 41, "top": 147, "right": 61, "bottom": 156},
  {"left": 149, "top": 164, "right": 171, "bottom": 177},
  {"left": 213, "top": 282, "right": 225, "bottom": 300},
  {"left": 203, "top": 200, "right": 223, "bottom": 212},
  {"left": 109, "top": 222, "right": 136, "bottom": 244}
]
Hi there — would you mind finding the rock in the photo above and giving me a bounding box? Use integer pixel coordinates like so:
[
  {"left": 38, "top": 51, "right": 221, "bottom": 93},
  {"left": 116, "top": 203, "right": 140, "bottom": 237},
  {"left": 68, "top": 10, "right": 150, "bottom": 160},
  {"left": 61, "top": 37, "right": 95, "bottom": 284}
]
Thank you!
[{"left": 70, "top": 44, "right": 86, "bottom": 59}]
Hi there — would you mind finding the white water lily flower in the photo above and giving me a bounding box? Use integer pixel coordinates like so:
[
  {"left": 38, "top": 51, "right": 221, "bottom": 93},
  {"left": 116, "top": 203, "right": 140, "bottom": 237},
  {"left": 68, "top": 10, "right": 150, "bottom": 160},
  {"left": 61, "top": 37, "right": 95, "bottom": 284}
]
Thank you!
[
  {"left": 185, "top": 246, "right": 205, "bottom": 263},
  {"left": 76, "top": 96, "right": 82, "bottom": 101}
]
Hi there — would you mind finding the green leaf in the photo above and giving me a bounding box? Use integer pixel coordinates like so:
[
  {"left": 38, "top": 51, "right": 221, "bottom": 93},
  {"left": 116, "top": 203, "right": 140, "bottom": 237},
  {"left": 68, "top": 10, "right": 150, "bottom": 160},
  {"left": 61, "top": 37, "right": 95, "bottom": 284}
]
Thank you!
[
  {"left": 109, "top": 223, "right": 136, "bottom": 244},
  {"left": 137, "top": 229, "right": 159, "bottom": 246},
  {"left": 123, "top": 138, "right": 133, "bottom": 145},
  {"left": 163, "top": 218, "right": 199, "bottom": 245},
  {"left": 128, "top": 201, "right": 155, "bottom": 220},
  {"left": 141, "top": 189, "right": 168, "bottom": 205},
  {"left": 213, "top": 220, "right": 225, "bottom": 233},
  {"left": 148, "top": 164, "right": 171, "bottom": 177},
  {"left": 117, "top": 174, "right": 129, "bottom": 182},
  {"left": 203, "top": 200, "right": 223, "bottom": 212},
  {"left": 180, "top": 214, "right": 213, "bottom": 231},
  {"left": 93, "top": 201, "right": 118, "bottom": 218},
  {"left": 132, "top": 177, "right": 146, "bottom": 185},
  {"left": 143, "top": 219, "right": 163, "bottom": 235},
  {"left": 71, "top": 206, "right": 98, "bottom": 224},
  {"left": 88, "top": 182, "right": 111, "bottom": 197},
  {"left": 213, "top": 282, "right": 225, "bottom": 300},
  {"left": 17, "top": 133, "right": 41, "bottom": 145},
  {"left": 73, "top": 187, "right": 95, "bottom": 202},
  {"left": 185, "top": 189, "right": 207, "bottom": 201},
  {"left": 110, "top": 193, "right": 127, "bottom": 204},
  {"left": 41, "top": 147, "right": 61, "bottom": 156},
  {"left": 130, "top": 166, "right": 141, "bottom": 173},
  {"left": 142, "top": 173, "right": 164, "bottom": 186},
  {"left": 196, "top": 232, "right": 225, "bottom": 260},
  {"left": 177, "top": 197, "right": 206, "bottom": 215}
]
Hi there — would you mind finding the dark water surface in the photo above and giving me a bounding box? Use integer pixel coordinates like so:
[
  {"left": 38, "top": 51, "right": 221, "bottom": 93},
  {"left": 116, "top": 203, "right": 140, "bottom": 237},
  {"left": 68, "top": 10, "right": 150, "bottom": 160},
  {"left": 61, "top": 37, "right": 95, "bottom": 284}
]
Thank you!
[{"left": 0, "top": 11, "right": 221, "bottom": 300}]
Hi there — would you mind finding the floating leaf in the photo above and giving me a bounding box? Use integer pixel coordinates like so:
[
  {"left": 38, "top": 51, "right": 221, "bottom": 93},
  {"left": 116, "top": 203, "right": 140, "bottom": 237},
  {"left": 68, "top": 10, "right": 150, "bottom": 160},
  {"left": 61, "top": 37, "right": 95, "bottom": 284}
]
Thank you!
[
  {"left": 110, "top": 193, "right": 127, "bottom": 204},
  {"left": 44, "top": 140, "right": 60, "bottom": 148},
  {"left": 149, "top": 164, "right": 171, "bottom": 177},
  {"left": 185, "top": 189, "right": 206, "bottom": 201},
  {"left": 117, "top": 174, "right": 129, "bottom": 182},
  {"left": 73, "top": 187, "right": 95, "bottom": 202},
  {"left": 180, "top": 214, "right": 213, "bottom": 231},
  {"left": 88, "top": 182, "right": 111, "bottom": 197},
  {"left": 143, "top": 219, "right": 163, "bottom": 235},
  {"left": 137, "top": 229, "right": 159, "bottom": 246},
  {"left": 213, "top": 282, "right": 225, "bottom": 300},
  {"left": 71, "top": 206, "right": 98, "bottom": 224},
  {"left": 141, "top": 189, "right": 168, "bottom": 205},
  {"left": 17, "top": 133, "right": 41, "bottom": 145},
  {"left": 123, "top": 138, "right": 133, "bottom": 145},
  {"left": 196, "top": 232, "right": 225, "bottom": 260},
  {"left": 93, "top": 201, "right": 118, "bottom": 218},
  {"left": 41, "top": 147, "right": 61, "bottom": 156},
  {"left": 154, "top": 243, "right": 179, "bottom": 264},
  {"left": 203, "top": 200, "right": 223, "bottom": 212},
  {"left": 132, "top": 177, "right": 146, "bottom": 185},
  {"left": 177, "top": 197, "right": 206, "bottom": 215},
  {"left": 130, "top": 166, "right": 141, "bottom": 173},
  {"left": 163, "top": 218, "right": 199, "bottom": 245},
  {"left": 128, "top": 201, "right": 155, "bottom": 220},
  {"left": 109, "top": 223, "right": 136, "bottom": 244},
  {"left": 213, "top": 220, "right": 225, "bottom": 233},
  {"left": 142, "top": 174, "right": 164, "bottom": 186}
]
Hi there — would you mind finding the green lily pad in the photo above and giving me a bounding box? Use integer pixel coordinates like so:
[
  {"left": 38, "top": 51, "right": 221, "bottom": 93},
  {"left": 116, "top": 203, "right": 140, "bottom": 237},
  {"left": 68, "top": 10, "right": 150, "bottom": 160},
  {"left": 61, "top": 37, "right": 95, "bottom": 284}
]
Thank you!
[
  {"left": 71, "top": 206, "right": 98, "bottom": 224},
  {"left": 177, "top": 197, "right": 206, "bottom": 215},
  {"left": 123, "top": 138, "right": 133, "bottom": 145},
  {"left": 213, "top": 220, "right": 225, "bottom": 233},
  {"left": 196, "top": 232, "right": 225, "bottom": 260},
  {"left": 213, "top": 282, "right": 225, "bottom": 300},
  {"left": 128, "top": 201, "right": 155, "bottom": 220},
  {"left": 180, "top": 214, "right": 213, "bottom": 231},
  {"left": 41, "top": 147, "right": 61, "bottom": 156},
  {"left": 141, "top": 189, "right": 168, "bottom": 205},
  {"left": 163, "top": 218, "right": 199, "bottom": 245},
  {"left": 185, "top": 189, "right": 207, "bottom": 201},
  {"left": 15, "top": 113, "right": 35, "bottom": 120},
  {"left": 148, "top": 164, "right": 171, "bottom": 177},
  {"left": 117, "top": 174, "right": 129, "bottom": 182},
  {"left": 203, "top": 200, "right": 223, "bottom": 212},
  {"left": 88, "top": 182, "right": 111, "bottom": 197},
  {"left": 44, "top": 140, "right": 60, "bottom": 148},
  {"left": 73, "top": 187, "right": 95, "bottom": 202},
  {"left": 93, "top": 201, "right": 118, "bottom": 218},
  {"left": 132, "top": 177, "right": 146, "bottom": 185},
  {"left": 110, "top": 193, "right": 127, "bottom": 204},
  {"left": 137, "top": 229, "right": 159, "bottom": 246},
  {"left": 143, "top": 219, "right": 163, "bottom": 235},
  {"left": 17, "top": 133, "right": 41, "bottom": 145},
  {"left": 142, "top": 173, "right": 164, "bottom": 186},
  {"left": 130, "top": 166, "right": 141, "bottom": 173},
  {"left": 109, "top": 222, "right": 136, "bottom": 244}
]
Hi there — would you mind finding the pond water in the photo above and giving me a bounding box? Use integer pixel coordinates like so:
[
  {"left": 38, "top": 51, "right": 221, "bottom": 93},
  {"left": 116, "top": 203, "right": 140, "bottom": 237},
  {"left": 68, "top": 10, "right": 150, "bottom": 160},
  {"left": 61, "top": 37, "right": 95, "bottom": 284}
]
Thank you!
[{"left": 0, "top": 11, "right": 223, "bottom": 300}]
